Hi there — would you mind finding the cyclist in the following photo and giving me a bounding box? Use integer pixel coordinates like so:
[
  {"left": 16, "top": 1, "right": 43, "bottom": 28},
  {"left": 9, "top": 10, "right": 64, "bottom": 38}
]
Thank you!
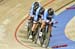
[
  {"left": 40, "top": 8, "right": 58, "bottom": 47},
  {"left": 29, "top": 7, "right": 45, "bottom": 40}
]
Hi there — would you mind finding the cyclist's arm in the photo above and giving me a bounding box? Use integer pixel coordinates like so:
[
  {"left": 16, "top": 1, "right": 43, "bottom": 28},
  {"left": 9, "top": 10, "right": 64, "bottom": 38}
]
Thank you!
[
  {"left": 43, "top": 9, "right": 48, "bottom": 22},
  {"left": 49, "top": 18, "right": 58, "bottom": 24}
]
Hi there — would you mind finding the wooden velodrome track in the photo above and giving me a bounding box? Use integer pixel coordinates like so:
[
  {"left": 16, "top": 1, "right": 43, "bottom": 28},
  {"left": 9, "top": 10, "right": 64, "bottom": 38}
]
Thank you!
[{"left": 0, "top": 0, "right": 75, "bottom": 49}]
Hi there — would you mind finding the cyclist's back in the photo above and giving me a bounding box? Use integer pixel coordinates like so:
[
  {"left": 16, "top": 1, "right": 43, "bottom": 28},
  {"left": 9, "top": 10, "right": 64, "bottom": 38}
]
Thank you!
[
  {"left": 29, "top": 2, "right": 41, "bottom": 18},
  {"left": 33, "top": 7, "right": 45, "bottom": 23}
]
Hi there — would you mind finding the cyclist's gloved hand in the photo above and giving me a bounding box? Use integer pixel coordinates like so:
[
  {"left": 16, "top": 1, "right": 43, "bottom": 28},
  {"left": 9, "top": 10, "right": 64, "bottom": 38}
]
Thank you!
[
  {"left": 49, "top": 21, "right": 52, "bottom": 24},
  {"left": 55, "top": 21, "right": 58, "bottom": 24}
]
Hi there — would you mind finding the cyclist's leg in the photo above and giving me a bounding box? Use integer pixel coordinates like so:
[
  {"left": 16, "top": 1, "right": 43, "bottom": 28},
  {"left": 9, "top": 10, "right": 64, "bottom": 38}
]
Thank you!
[
  {"left": 39, "top": 21, "right": 46, "bottom": 37},
  {"left": 29, "top": 22, "right": 38, "bottom": 41},
  {"left": 27, "top": 19, "right": 32, "bottom": 39},
  {"left": 48, "top": 25, "right": 52, "bottom": 35},
  {"left": 27, "top": 16, "right": 34, "bottom": 31},
  {"left": 46, "top": 24, "right": 52, "bottom": 47},
  {"left": 37, "top": 21, "right": 46, "bottom": 46},
  {"left": 28, "top": 17, "right": 34, "bottom": 39},
  {"left": 33, "top": 23, "right": 40, "bottom": 44},
  {"left": 27, "top": 20, "right": 31, "bottom": 39}
]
